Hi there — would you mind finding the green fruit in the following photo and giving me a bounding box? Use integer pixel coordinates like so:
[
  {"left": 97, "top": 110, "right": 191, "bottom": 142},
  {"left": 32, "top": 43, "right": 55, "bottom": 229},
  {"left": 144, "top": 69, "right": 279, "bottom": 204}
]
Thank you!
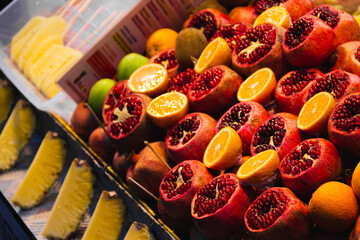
[
  {"left": 88, "top": 78, "right": 116, "bottom": 119},
  {"left": 117, "top": 53, "right": 149, "bottom": 81}
]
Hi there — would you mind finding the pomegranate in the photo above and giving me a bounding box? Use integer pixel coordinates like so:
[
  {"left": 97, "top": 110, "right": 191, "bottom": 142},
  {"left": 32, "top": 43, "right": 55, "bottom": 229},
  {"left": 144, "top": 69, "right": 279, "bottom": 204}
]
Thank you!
[
  {"left": 255, "top": 0, "right": 314, "bottom": 21},
  {"left": 245, "top": 187, "right": 312, "bottom": 240},
  {"left": 70, "top": 101, "right": 98, "bottom": 142},
  {"left": 282, "top": 15, "right": 336, "bottom": 67},
  {"left": 307, "top": 5, "right": 360, "bottom": 46},
  {"left": 191, "top": 173, "right": 254, "bottom": 239},
  {"left": 186, "top": 8, "right": 233, "bottom": 40},
  {"left": 228, "top": 5, "right": 257, "bottom": 25},
  {"left": 250, "top": 112, "right": 302, "bottom": 160},
  {"left": 210, "top": 23, "right": 250, "bottom": 50},
  {"left": 328, "top": 92, "right": 360, "bottom": 156},
  {"left": 165, "top": 112, "right": 217, "bottom": 164},
  {"left": 349, "top": 215, "right": 360, "bottom": 240},
  {"left": 231, "top": 23, "right": 289, "bottom": 78},
  {"left": 187, "top": 65, "right": 243, "bottom": 118},
  {"left": 279, "top": 138, "right": 343, "bottom": 199},
  {"left": 167, "top": 68, "right": 199, "bottom": 94},
  {"left": 102, "top": 80, "right": 130, "bottom": 125},
  {"left": 216, "top": 101, "right": 269, "bottom": 155},
  {"left": 158, "top": 160, "right": 213, "bottom": 221},
  {"left": 304, "top": 69, "right": 360, "bottom": 103},
  {"left": 148, "top": 48, "right": 179, "bottom": 79},
  {"left": 88, "top": 127, "right": 116, "bottom": 164},
  {"left": 112, "top": 151, "right": 131, "bottom": 181},
  {"left": 348, "top": 44, "right": 360, "bottom": 76},
  {"left": 274, "top": 68, "right": 324, "bottom": 115},
  {"left": 330, "top": 41, "right": 360, "bottom": 73}
]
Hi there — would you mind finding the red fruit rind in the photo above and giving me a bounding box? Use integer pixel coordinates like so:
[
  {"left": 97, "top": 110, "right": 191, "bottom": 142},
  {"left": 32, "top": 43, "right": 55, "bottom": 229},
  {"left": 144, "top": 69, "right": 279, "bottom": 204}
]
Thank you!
[
  {"left": 245, "top": 187, "right": 312, "bottom": 240},
  {"left": 348, "top": 44, "right": 360, "bottom": 76},
  {"left": 228, "top": 5, "right": 257, "bottom": 25},
  {"left": 216, "top": 101, "right": 269, "bottom": 155},
  {"left": 148, "top": 48, "right": 179, "bottom": 79},
  {"left": 165, "top": 112, "right": 217, "bottom": 164},
  {"left": 191, "top": 173, "right": 254, "bottom": 239},
  {"left": 279, "top": 138, "right": 343, "bottom": 198},
  {"left": 330, "top": 41, "right": 360, "bottom": 72}
]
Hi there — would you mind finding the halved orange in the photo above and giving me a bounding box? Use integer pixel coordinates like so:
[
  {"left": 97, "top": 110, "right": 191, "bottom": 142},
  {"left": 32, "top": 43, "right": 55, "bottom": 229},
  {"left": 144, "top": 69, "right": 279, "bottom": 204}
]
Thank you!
[
  {"left": 146, "top": 91, "right": 189, "bottom": 129},
  {"left": 237, "top": 67, "right": 276, "bottom": 105},
  {"left": 236, "top": 149, "right": 280, "bottom": 186},
  {"left": 253, "top": 6, "right": 291, "bottom": 29},
  {"left": 297, "top": 91, "right": 336, "bottom": 135},
  {"left": 194, "top": 37, "right": 231, "bottom": 74},
  {"left": 128, "top": 63, "right": 169, "bottom": 97},
  {"left": 203, "top": 127, "right": 242, "bottom": 171}
]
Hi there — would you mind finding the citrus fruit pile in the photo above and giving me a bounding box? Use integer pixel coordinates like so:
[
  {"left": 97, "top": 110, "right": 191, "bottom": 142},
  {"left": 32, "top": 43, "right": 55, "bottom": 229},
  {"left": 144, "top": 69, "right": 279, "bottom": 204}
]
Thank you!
[{"left": 70, "top": 0, "right": 360, "bottom": 239}]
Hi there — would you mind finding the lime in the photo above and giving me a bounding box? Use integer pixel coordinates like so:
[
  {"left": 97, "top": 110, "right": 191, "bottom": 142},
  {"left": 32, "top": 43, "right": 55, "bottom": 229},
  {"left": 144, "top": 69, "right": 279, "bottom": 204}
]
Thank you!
[
  {"left": 117, "top": 53, "right": 149, "bottom": 81},
  {"left": 88, "top": 78, "right": 116, "bottom": 119}
]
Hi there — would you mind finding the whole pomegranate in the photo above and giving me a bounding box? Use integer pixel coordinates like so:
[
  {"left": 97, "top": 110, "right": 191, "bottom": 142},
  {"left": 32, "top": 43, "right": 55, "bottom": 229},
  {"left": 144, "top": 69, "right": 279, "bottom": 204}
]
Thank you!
[{"left": 70, "top": 101, "right": 98, "bottom": 142}]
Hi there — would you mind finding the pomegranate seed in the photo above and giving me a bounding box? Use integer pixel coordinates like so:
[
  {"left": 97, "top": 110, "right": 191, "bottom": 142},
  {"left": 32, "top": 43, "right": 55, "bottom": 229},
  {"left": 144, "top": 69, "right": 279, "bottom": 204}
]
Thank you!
[
  {"left": 280, "top": 70, "right": 318, "bottom": 96},
  {"left": 310, "top": 6, "right": 339, "bottom": 29},
  {"left": 210, "top": 23, "right": 248, "bottom": 50},
  {"left": 255, "top": 0, "right": 287, "bottom": 16},
  {"left": 168, "top": 69, "right": 198, "bottom": 94},
  {"left": 160, "top": 163, "right": 193, "bottom": 199},
  {"left": 169, "top": 115, "right": 200, "bottom": 146},
  {"left": 217, "top": 103, "right": 252, "bottom": 132},
  {"left": 284, "top": 17, "right": 314, "bottom": 50},
  {"left": 153, "top": 49, "right": 178, "bottom": 70},
  {"left": 189, "top": 67, "right": 224, "bottom": 98},
  {"left": 332, "top": 94, "right": 360, "bottom": 132},
  {"left": 355, "top": 46, "right": 360, "bottom": 62},
  {"left": 188, "top": 11, "right": 217, "bottom": 40}
]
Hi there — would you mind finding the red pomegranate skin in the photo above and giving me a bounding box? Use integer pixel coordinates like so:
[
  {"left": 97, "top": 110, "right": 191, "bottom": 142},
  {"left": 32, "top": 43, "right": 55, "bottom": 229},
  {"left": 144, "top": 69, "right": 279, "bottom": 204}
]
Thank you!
[
  {"left": 349, "top": 215, "right": 360, "bottom": 240},
  {"left": 274, "top": 68, "right": 324, "bottom": 115},
  {"left": 215, "top": 101, "right": 269, "bottom": 156},
  {"left": 279, "top": 138, "right": 343, "bottom": 199},
  {"left": 328, "top": 92, "right": 360, "bottom": 157},
  {"left": 228, "top": 5, "right": 256, "bottom": 25},
  {"left": 330, "top": 41, "right": 360, "bottom": 72},
  {"left": 148, "top": 48, "right": 179, "bottom": 79},
  {"left": 165, "top": 112, "right": 217, "bottom": 164},
  {"left": 159, "top": 160, "right": 213, "bottom": 220},
  {"left": 191, "top": 173, "right": 254, "bottom": 239},
  {"left": 250, "top": 112, "right": 302, "bottom": 161},
  {"left": 245, "top": 187, "right": 312, "bottom": 240},
  {"left": 348, "top": 44, "right": 360, "bottom": 76}
]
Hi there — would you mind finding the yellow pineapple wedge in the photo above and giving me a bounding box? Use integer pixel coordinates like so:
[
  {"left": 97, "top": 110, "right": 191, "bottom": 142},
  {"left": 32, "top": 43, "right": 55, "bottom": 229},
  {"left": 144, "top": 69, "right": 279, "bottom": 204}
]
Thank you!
[
  {"left": 0, "top": 80, "right": 14, "bottom": 125},
  {"left": 82, "top": 191, "right": 127, "bottom": 240},
  {"left": 18, "top": 15, "right": 67, "bottom": 71},
  {"left": 42, "top": 159, "right": 95, "bottom": 240},
  {"left": 0, "top": 99, "right": 36, "bottom": 172},
  {"left": 12, "top": 131, "right": 67, "bottom": 209},
  {"left": 123, "top": 222, "right": 156, "bottom": 240}
]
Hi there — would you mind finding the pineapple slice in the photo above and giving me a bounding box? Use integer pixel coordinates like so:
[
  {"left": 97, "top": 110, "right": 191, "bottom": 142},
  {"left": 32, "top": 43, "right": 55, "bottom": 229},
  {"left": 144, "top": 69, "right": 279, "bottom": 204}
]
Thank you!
[
  {"left": 0, "top": 99, "right": 36, "bottom": 172},
  {"left": 18, "top": 15, "right": 67, "bottom": 71},
  {"left": 11, "top": 16, "right": 47, "bottom": 63},
  {"left": 42, "top": 159, "right": 95, "bottom": 240},
  {"left": 123, "top": 222, "right": 156, "bottom": 240},
  {"left": 0, "top": 80, "right": 14, "bottom": 125},
  {"left": 82, "top": 191, "right": 127, "bottom": 240},
  {"left": 12, "top": 131, "right": 67, "bottom": 209}
]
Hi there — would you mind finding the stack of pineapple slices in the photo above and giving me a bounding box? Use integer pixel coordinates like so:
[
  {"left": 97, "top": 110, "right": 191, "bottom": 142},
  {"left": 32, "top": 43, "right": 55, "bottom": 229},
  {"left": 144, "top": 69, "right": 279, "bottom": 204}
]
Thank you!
[{"left": 10, "top": 15, "right": 83, "bottom": 98}]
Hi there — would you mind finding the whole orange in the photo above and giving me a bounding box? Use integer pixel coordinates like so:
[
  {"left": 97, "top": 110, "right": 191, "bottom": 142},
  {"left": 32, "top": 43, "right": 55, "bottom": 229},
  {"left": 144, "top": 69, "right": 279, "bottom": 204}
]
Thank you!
[{"left": 146, "top": 28, "right": 178, "bottom": 57}]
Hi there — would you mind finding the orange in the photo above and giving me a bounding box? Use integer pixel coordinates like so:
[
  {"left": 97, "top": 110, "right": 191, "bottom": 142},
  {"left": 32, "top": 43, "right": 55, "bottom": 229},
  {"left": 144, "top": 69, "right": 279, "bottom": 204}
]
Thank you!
[
  {"left": 241, "top": 155, "right": 252, "bottom": 165},
  {"left": 146, "top": 28, "right": 178, "bottom": 57},
  {"left": 203, "top": 127, "right": 242, "bottom": 171},
  {"left": 253, "top": 6, "right": 291, "bottom": 29},
  {"left": 297, "top": 91, "right": 336, "bottom": 135},
  {"left": 128, "top": 63, "right": 169, "bottom": 97},
  {"left": 237, "top": 67, "right": 276, "bottom": 105},
  {"left": 351, "top": 161, "right": 360, "bottom": 199},
  {"left": 146, "top": 91, "right": 189, "bottom": 129},
  {"left": 194, "top": 37, "right": 231, "bottom": 74},
  {"left": 236, "top": 149, "right": 280, "bottom": 185},
  {"left": 309, "top": 181, "right": 359, "bottom": 233}
]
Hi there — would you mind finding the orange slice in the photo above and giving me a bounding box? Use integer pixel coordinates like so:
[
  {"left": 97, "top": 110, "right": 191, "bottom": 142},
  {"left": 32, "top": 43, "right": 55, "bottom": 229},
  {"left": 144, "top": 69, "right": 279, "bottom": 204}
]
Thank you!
[
  {"left": 237, "top": 67, "right": 276, "bottom": 105},
  {"left": 297, "top": 91, "right": 336, "bottom": 135},
  {"left": 253, "top": 6, "right": 291, "bottom": 29},
  {"left": 194, "top": 37, "right": 231, "bottom": 74},
  {"left": 203, "top": 127, "right": 242, "bottom": 171},
  {"left": 146, "top": 91, "right": 189, "bottom": 129},
  {"left": 128, "top": 63, "right": 169, "bottom": 97},
  {"left": 236, "top": 149, "right": 280, "bottom": 185}
]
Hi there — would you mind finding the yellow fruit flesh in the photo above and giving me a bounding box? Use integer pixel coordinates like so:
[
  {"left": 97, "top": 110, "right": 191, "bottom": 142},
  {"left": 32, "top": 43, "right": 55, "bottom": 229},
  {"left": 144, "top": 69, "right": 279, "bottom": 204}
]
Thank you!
[
  {"left": 42, "top": 159, "right": 95, "bottom": 240},
  {"left": 0, "top": 81, "right": 14, "bottom": 125},
  {"left": 253, "top": 6, "right": 290, "bottom": 28},
  {"left": 82, "top": 191, "right": 127, "bottom": 240},
  {"left": 124, "top": 222, "right": 155, "bottom": 240},
  {"left": 12, "top": 131, "right": 67, "bottom": 209},
  {"left": 0, "top": 100, "right": 36, "bottom": 171}
]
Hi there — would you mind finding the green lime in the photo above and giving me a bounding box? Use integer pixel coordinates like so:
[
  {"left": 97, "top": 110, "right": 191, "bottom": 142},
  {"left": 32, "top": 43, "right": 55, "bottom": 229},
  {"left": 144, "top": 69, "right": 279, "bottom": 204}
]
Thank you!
[
  {"left": 117, "top": 53, "right": 149, "bottom": 81},
  {"left": 88, "top": 78, "right": 116, "bottom": 119}
]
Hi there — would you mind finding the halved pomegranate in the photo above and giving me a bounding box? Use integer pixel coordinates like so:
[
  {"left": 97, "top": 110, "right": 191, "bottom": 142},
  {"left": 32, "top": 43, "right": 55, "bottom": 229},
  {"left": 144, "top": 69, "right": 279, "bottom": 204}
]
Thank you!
[
  {"left": 167, "top": 68, "right": 198, "bottom": 94},
  {"left": 328, "top": 92, "right": 360, "bottom": 156},
  {"left": 187, "top": 65, "right": 243, "bottom": 118},
  {"left": 330, "top": 41, "right": 360, "bottom": 73},
  {"left": 282, "top": 15, "right": 336, "bottom": 68},
  {"left": 245, "top": 187, "right": 312, "bottom": 240},
  {"left": 210, "top": 23, "right": 250, "bottom": 50},
  {"left": 279, "top": 138, "right": 343, "bottom": 199},
  {"left": 231, "top": 23, "right": 289, "bottom": 78},
  {"left": 165, "top": 112, "right": 217, "bottom": 164},
  {"left": 187, "top": 8, "right": 233, "bottom": 40},
  {"left": 148, "top": 48, "right": 179, "bottom": 79},
  {"left": 250, "top": 112, "right": 302, "bottom": 160},
  {"left": 216, "top": 101, "right": 269, "bottom": 155},
  {"left": 191, "top": 173, "right": 254, "bottom": 239},
  {"left": 274, "top": 68, "right": 323, "bottom": 115}
]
